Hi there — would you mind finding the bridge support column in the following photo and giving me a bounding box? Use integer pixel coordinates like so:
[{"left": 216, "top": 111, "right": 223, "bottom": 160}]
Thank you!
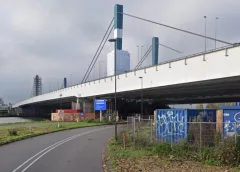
[
  {"left": 77, "top": 98, "right": 94, "bottom": 113},
  {"left": 71, "top": 97, "right": 81, "bottom": 110}
]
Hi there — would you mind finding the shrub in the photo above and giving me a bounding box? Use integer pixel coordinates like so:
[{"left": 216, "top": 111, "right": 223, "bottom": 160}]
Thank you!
[
  {"left": 153, "top": 143, "right": 172, "bottom": 156},
  {"left": 92, "top": 119, "right": 101, "bottom": 123},
  {"left": 201, "top": 147, "right": 215, "bottom": 161},
  {"left": 116, "top": 130, "right": 132, "bottom": 146},
  {"left": 134, "top": 132, "right": 151, "bottom": 147},
  {"left": 214, "top": 131, "right": 222, "bottom": 146},
  {"left": 215, "top": 136, "right": 239, "bottom": 166},
  {"left": 8, "top": 129, "right": 18, "bottom": 136},
  {"left": 84, "top": 118, "right": 93, "bottom": 123}
]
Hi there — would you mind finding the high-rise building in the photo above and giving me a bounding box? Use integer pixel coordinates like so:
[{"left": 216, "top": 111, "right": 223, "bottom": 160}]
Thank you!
[
  {"left": 107, "top": 50, "right": 130, "bottom": 76},
  {"left": 33, "top": 75, "right": 42, "bottom": 96}
]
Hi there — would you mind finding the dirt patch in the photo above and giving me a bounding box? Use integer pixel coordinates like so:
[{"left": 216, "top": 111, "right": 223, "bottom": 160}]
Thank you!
[{"left": 112, "top": 156, "right": 235, "bottom": 172}]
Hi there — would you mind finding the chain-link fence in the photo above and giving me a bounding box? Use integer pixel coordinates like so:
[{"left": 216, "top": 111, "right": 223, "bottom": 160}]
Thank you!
[
  {"left": 156, "top": 122, "right": 240, "bottom": 143},
  {"left": 126, "top": 116, "right": 155, "bottom": 146},
  {"left": 126, "top": 117, "right": 240, "bottom": 150}
]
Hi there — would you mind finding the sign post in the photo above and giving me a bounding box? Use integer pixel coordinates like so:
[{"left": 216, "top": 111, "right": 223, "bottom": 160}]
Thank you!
[
  {"left": 100, "top": 110, "right": 102, "bottom": 122},
  {"left": 94, "top": 99, "right": 106, "bottom": 121}
]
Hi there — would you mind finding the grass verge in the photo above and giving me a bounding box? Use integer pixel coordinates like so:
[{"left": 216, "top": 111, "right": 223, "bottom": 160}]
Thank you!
[
  {"left": 107, "top": 132, "right": 240, "bottom": 172},
  {"left": 0, "top": 122, "right": 106, "bottom": 146}
]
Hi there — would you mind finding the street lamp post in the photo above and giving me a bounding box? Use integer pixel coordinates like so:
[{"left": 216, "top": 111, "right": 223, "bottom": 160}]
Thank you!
[
  {"left": 59, "top": 93, "right": 62, "bottom": 110},
  {"left": 137, "top": 45, "right": 139, "bottom": 63},
  {"left": 139, "top": 77, "right": 143, "bottom": 118},
  {"left": 140, "top": 46, "right": 144, "bottom": 59},
  {"left": 204, "top": 16, "right": 207, "bottom": 52},
  {"left": 59, "top": 93, "right": 63, "bottom": 126},
  {"left": 215, "top": 17, "right": 219, "bottom": 49},
  {"left": 108, "top": 38, "right": 117, "bottom": 141}
]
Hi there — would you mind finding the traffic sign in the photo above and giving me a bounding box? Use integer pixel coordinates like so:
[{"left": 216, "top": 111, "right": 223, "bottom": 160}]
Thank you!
[
  {"left": 94, "top": 99, "right": 106, "bottom": 111},
  {"left": 80, "top": 112, "right": 84, "bottom": 117}
]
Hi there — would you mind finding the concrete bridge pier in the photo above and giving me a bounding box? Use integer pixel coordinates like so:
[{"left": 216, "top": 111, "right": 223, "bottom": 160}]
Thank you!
[{"left": 72, "top": 98, "right": 94, "bottom": 113}]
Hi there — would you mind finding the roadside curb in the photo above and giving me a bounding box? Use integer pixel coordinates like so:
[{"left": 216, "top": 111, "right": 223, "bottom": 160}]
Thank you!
[{"left": 102, "top": 138, "right": 114, "bottom": 172}]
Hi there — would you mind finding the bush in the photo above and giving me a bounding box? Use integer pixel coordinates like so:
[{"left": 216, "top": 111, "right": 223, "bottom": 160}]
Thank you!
[
  {"left": 8, "top": 129, "right": 18, "bottom": 136},
  {"left": 116, "top": 130, "right": 132, "bottom": 146},
  {"left": 134, "top": 132, "right": 151, "bottom": 147},
  {"left": 92, "top": 119, "right": 101, "bottom": 123},
  {"left": 215, "top": 136, "right": 240, "bottom": 166},
  {"left": 153, "top": 143, "right": 172, "bottom": 156},
  {"left": 84, "top": 118, "right": 93, "bottom": 123},
  {"left": 201, "top": 147, "right": 215, "bottom": 161}
]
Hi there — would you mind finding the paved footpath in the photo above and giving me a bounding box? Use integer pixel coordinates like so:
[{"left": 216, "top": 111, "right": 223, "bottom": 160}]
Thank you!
[{"left": 0, "top": 125, "right": 117, "bottom": 172}]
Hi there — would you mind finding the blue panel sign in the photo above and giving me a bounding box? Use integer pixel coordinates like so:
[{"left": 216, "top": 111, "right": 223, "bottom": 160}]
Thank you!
[
  {"left": 80, "top": 113, "right": 84, "bottom": 117},
  {"left": 156, "top": 109, "right": 187, "bottom": 143},
  {"left": 220, "top": 107, "right": 240, "bottom": 137},
  {"left": 94, "top": 99, "right": 106, "bottom": 111}
]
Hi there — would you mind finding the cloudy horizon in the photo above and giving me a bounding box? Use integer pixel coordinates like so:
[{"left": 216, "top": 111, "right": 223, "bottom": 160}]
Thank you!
[{"left": 0, "top": 0, "right": 240, "bottom": 104}]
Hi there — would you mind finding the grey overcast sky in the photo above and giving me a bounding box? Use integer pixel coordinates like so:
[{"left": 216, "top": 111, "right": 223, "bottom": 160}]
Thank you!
[{"left": 0, "top": 0, "right": 240, "bottom": 104}]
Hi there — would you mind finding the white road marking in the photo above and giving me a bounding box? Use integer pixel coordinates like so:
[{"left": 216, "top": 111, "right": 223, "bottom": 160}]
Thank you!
[{"left": 12, "top": 126, "right": 112, "bottom": 172}]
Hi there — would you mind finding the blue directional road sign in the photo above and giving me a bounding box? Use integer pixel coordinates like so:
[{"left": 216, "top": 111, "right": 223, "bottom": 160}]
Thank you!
[{"left": 94, "top": 99, "right": 106, "bottom": 111}]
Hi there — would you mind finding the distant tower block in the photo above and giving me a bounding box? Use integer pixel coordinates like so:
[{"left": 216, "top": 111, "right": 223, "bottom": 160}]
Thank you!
[
  {"left": 107, "top": 50, "right": 130, "bottom": 76},
  {"left": 33, "top": 75, "right": 42, "bottom": 96},
  {"left": 114, "top": 4, "right": 123, "bottom": 50},
  {"left": 152, "top": 37, "right": 159, "bottom": 65}
]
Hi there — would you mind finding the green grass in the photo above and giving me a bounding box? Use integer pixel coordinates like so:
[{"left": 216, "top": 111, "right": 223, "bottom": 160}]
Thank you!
[
  {"left": 0, "top": 122, "right": 106, "bottom": 145},
  {"left": 107, "top": 132, "right": 240, "bottom": 170},
  {"left": 108, "top": 138, "right": 153, "bottom": 168}
]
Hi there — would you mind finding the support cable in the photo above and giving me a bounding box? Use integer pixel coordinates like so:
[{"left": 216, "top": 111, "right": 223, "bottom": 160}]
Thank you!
[
  {"left": 84, "top": 26, "right": 114, "bottom": 82},
  {"left": 135, "top": 45, "right": 152, "bottom": 69},
  {"left": 121, "top": 12, "right": 233, "bottom": 45},
  {"left": 81, "top": 17, "right": 114, "bottom": 83},
  {"left": 158, "top": 43, "right": 183, "bottom": 53}
]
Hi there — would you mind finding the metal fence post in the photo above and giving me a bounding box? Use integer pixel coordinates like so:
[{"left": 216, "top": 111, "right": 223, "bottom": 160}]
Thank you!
[
  {"left": 133, "top": 117, "right": 136, "bottom": 142},
  {"left": 150, "top": 119, "right": 153, "bottom": 144},
  {"left": 234, "top": 122, "right": 237, "bottom": 146},
  {"left": 132, "top": 117, "right": 134, "bottom": 141},
  {"left": 171, "top": 121, "right": 173, "bottom": 148},
  {"left": 127, "top": 117, "right": 129, "bottom": 131},
  {"left": 200, "top": 121, "right": 202, "bottom": 153}
]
